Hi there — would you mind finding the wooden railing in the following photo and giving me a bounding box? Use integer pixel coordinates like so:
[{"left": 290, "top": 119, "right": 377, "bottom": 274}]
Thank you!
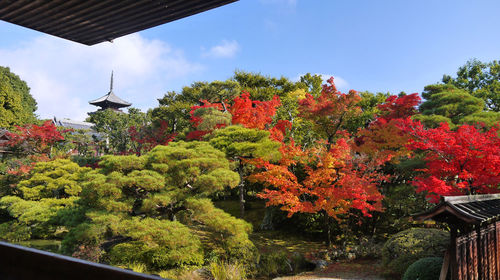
[{"left": 0, "top": 241, "right": 166, "bottom": 280}]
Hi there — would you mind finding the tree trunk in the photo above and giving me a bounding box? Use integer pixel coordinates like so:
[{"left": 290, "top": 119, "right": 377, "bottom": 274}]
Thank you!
[
  {"left": 238, "top": 164, "right": 245, "bottom": 218},
  {"left": 260, "top": 206, "right": 276, "bottom": 230},
  {"left": 239, "top": 181, "right": 245, "bottom": 218},
  {"left": 324, "top": 211, "right": 332, "bottom": 247}
]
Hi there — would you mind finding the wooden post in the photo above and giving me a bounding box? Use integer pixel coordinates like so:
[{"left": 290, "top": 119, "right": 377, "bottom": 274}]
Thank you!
[
  {"left": 496, "top": 221, "right": 500, "bottom": 280},
  {"left": 440, "top": 249, "right": 450, "bottom": 280},
  {"left": 451, "top": 228, "right": 458, "bottom": 280}
]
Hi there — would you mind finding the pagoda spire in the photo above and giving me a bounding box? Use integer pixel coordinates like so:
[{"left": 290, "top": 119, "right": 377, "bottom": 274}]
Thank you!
[
  {"left": 110, "top": 71, "right": 114, "bottom": 92},
  {"left": 89, "top": 71, "right": 132, "bottom": 113}
]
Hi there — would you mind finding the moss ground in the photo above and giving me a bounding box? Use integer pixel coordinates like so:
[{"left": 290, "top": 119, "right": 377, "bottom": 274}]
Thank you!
[
  {"left": 17, "top": 239, "right": 61, "bottom": 253},
  {"left": 214, "top": 199, "right": 326, "bottom": 255}
]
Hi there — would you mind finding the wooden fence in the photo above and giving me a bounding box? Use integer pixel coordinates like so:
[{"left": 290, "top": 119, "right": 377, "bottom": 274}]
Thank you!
[{"left": 453, "top": 222, "right": 500, "bottom": 280}]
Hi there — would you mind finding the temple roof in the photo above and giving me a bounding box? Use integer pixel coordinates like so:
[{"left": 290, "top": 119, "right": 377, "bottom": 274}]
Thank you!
[
  {"left": 0, "top": 0, "right": 238, "bottom": 46},
  {"left": 89, "top": 91, "right": 132, "bottom": 108},
  {"left": 53, "top": 118, "right": 94, "bottom": 131},
  {"left": 89, "top": 72, "right": 131, "bottom": 109},
  {"left": 414, "top": 194, "right": 500, "bottom": 225}
]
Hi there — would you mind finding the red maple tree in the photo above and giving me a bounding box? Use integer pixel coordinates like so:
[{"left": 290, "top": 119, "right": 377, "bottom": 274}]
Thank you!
[
  {"left": 405, "top": 122, "right": 500, "bottom": 202},
  {"left": 186, "top": 92, "right": 283, "bottom": 140},
  {"left": 355, "top": 93, "right": 421, "bottom": 163},
  {"left": 1, "top": 121, "right": 66, "bottom": 175},
  {"left": 376, "top": 93, "right": 421, "bottom": 124},
  {"left": 128, "top": 120, "right": 177, "bottom": 155},
  {"left": 3, "top": 120, "right": 65, "bottom": 155},
  {"left": 299, "top": 77, "right": 362, "bottom": 143},
  {"left": 230, "top": 91, "right": 281, "bottom": 130}
]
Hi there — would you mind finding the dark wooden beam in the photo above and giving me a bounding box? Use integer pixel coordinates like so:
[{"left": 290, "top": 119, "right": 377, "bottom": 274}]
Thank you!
[
  {"left": 0, "top": 241, "right": 165, "bottom": 280},
  {"left": 0, "top": 0, "right": 238, "bottom": 45}
]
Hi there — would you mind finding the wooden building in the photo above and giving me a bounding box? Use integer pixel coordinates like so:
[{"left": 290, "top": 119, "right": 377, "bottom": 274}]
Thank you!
[
  {"left": 0, "top": 128, "right": 10, "bottom": 155},
  {"left": 414, "top": 194, "right": 500, "bottom": 280}
]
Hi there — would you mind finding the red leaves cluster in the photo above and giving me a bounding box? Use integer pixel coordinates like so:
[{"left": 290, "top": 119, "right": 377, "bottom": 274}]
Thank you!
[
  {"left": 355, "top": 94, "right": 421, "bottom": 163},
  {"left": 299, "top": 77, "right": 362, "bottom": 141},
  {"left": 189, "top": 100, "right": 224, "bottom": 129},
  {"left": 129, "top": 120, "right": 177, "bottom": 154},
  {"left": 405, "top": 122, "right": 500, "bottom": 202},
  {"left": 269, "top": 120, "right": 292, "bottom": 143},
  {"left": 230, "top": 92, "right": 281, "bottom": 130},
  {"left": 186, "top": 92, "right": 283, "bottom": 140},
  {"left": 186, "top": 100, "right": 226, "bottom": 140},
  {"left": 376, "top": 93, "right": 420, "bottom": 124},
  {"left": 0, "top": 121, "right": 64, "bottom": 175},
  {"left": 3, "top": 120, "right": 65, "bottom": 155}
]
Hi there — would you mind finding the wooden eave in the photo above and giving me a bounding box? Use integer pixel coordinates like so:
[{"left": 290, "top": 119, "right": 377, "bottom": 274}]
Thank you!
[
  {"left": 414, "top": 203, "right": 479, "bottom": 225},
  {"left": 413, "top": 194, "right": 500, "bottom": 226},
  {"left": 0, "top": 0, "right": 238, "bottom": 46}
]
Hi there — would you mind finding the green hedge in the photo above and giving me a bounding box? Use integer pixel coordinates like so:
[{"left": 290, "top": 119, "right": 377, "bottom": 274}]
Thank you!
[
  {"left": 382, "top": 228, "right": 449, "bottom": 276},
  {"left": 403, "top": 257, "right": 444, "bottom": 280}
]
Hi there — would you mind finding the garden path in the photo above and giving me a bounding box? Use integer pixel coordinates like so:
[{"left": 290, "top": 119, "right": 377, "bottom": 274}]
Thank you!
[{"left": 274, "top": 259, "right": 386, "bottom": 280}]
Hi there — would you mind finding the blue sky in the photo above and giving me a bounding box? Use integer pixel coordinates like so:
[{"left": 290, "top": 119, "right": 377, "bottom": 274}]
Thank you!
[{"left": 1, "top": 0, "right": 499, "bottom": 120}]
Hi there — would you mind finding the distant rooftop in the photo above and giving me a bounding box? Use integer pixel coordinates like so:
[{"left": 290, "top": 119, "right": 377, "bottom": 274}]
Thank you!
[
  {"left": 53, "top": 118, "right": 94, "bottom": 131},
  {"left": 0, "top": 0, "right": 238, "bottom": 46},
  {"left": 0, "top": 128, "right": 9, "bottom": 154}
]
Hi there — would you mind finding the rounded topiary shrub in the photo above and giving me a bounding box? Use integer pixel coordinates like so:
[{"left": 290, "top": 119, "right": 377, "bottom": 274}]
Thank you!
[
  {"left": 382, "top": 228, "right": 449, "bottom": 276},
  {"left": 402, "top": 257, "right": 443, "bottom": 280}
]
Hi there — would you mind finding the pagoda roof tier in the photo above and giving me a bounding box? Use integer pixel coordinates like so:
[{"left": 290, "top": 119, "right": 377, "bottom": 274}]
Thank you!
[{"left": 89, "top": 91, "right": 131, "bottom": 109}]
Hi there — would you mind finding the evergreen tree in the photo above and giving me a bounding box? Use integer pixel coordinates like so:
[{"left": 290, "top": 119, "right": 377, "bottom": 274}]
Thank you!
[
  {"left": 414, "top": 84, "right": 499, "bottom": 127},
  {"left": 62, "top": 141, "right": 256, "bottom": 270},
  {"left": 0, "top": 66, "right": 37, "bottom": 128},
  {"left": 0, "top": 159, "right": 89, "bottom": 241},
  {"left": 86, "top": 108, "right": 149, "bottom": 154},
  {"left": 443, "top": 59, "right": 500, "bottom": 112},
  {"left": 209, "top": 126, "right": 281, "bottom": 217}
]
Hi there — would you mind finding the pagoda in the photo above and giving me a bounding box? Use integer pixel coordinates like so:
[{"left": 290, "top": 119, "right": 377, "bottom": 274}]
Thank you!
[{"left": 89, "top": 71, "right": 131, "bottom": 112}]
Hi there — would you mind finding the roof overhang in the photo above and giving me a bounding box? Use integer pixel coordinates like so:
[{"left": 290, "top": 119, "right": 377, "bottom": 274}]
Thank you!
[
  {"left": 0, "top": 0, "right": 238, "bottom": 46},
  {"left": 413, "top": 194, "right": 500, "bottom": 226}
]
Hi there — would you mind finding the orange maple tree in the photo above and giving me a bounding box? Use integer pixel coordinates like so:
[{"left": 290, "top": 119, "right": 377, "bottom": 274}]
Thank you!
[
  {"left": 249, "top": 78, "right": 389, "bottom": 222},
  {"left": 230, "top": 91, "right": 281, "bottom": 130},
  {"left": 186, "top": 92, "right": 283, "bottom": 140},
  {"left": 249, "top": 139, "right": 386, "bottom": 220}
]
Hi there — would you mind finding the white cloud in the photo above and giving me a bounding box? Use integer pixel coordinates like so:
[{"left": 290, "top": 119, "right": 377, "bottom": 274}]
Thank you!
[
  {"left": 317, "top": 73, "right": 349, "bottom": 90},
  {"left": 0, "top": 34, "right": 202, "bottom": 120},
  {"left": 202, "top": 40, "right": 240, "bottom": 58},
  {"left": 295, "top": 73, "right": 350, "bottom": 91}
]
